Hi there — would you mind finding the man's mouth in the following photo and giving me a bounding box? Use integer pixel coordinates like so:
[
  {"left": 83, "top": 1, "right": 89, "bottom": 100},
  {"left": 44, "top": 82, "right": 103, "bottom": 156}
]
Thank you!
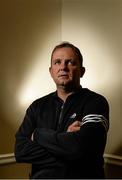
[{"left": 58, "top": 74, "right": 68, "bottom": 77}]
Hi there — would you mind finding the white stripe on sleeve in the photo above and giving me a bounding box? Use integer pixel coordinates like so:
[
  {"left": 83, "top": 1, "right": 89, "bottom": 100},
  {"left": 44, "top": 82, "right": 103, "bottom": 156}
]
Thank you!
[{"left": 82, "top": 114, "right": 109, "bottom": 132}]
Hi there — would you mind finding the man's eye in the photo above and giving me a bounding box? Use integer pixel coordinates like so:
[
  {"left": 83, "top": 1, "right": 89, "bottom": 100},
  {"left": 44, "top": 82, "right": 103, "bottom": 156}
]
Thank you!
[
  {"left": 68, "top": 60, "right": 75, "bottom": 65},
  {"left": 68, "top": 61, "right": 73, "bottom": 64},
  {"left": 54, "top": 60, "right": 61, "bottom": 65}
]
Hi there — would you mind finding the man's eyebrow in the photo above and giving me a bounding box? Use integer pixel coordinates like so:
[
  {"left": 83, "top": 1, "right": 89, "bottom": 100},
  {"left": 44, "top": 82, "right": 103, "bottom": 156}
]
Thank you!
[
  {"left": 53, "top": 58, "right": 61, "bottom": 61},
  {"left": 53, "top": 58, "right": 73, "bottom": 61},
  {"left": 65, "top": 58, "right": 74, "bottom": 61},
  {"left": 54, "top": 58, "right": 61, "bottom": 60}
]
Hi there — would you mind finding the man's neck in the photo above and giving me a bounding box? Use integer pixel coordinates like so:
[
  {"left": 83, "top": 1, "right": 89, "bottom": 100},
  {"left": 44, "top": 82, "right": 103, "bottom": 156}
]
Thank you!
[{"left": 57, "top": 85, "right": 80, "bottom": 102}]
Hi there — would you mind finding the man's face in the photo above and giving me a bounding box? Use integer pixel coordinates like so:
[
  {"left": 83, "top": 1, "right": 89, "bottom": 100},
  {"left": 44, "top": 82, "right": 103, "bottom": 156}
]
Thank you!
[{"left": 49, "top": 47, "right": 85, "bottom": 89}]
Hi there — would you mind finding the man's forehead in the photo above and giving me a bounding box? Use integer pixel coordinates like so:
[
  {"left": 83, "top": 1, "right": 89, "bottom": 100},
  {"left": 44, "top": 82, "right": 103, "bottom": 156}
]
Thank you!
[{"left": 52, "top": 47, "right": 76, "bottom": 59}]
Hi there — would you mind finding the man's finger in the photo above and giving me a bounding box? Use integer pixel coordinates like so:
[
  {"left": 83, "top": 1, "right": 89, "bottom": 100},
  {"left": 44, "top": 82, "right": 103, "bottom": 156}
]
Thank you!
[
  {"left": 70, "top": 120, "right": 81, "bottom": 127},
  {"left": 67, "top": 126, "right": 80, "bottom": 132}
]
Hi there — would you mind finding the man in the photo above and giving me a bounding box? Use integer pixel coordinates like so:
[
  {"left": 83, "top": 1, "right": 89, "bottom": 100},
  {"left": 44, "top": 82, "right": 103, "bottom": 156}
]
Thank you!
[{"left": 15, "top": 42, "right": 109, "bottom": 179}]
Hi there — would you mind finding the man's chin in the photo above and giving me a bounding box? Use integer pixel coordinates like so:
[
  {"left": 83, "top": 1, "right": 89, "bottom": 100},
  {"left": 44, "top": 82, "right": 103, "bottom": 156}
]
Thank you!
[
  {"left": 57, "top": 81, "right": 73, "bottom": 89},
  {"left": 58, "top": 81, "right": 69, "bottom": 86}
]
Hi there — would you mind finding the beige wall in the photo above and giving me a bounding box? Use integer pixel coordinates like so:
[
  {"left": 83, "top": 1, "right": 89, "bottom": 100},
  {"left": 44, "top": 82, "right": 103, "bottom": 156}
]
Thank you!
[
  {"left": 62, "top": 0, "right": 122, "bottom": 155},
  {"left": 0, "top": 0, "right": 122, "bottom": 178},
  {"left": 0, "top": 0, "right": 61, "bottom": 178},
  {"left": 0, "top": 0, "right": 61, "bottom": 154}
]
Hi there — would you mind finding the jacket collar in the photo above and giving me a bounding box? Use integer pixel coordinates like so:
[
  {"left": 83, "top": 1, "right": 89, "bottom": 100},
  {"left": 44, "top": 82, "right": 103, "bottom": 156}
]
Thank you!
[{"left": 52, "top": 85, "right": 83, "bottom": 102}]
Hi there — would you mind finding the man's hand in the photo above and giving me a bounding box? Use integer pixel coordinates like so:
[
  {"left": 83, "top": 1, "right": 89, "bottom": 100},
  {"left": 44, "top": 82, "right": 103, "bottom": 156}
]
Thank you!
[{"left": 67, "top": 121, "right": 82, "bottom": 132}]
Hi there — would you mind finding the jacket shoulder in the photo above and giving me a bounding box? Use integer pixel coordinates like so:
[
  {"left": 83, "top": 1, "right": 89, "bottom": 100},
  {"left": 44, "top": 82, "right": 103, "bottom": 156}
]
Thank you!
[
  {"left": 29, "top": 92, "right": 55, "bottom": 108},
  {"left": 82, "top": 88, "right": 108, "bottom": 103}
]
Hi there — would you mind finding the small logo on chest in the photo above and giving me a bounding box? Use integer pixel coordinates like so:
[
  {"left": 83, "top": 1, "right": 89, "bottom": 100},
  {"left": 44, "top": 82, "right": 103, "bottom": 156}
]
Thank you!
[{"left": 70, "top": 113, "right": 77, "bottom": 119}]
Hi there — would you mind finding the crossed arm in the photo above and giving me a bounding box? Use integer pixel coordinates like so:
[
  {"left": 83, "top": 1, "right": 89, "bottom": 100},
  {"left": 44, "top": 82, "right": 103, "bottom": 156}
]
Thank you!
[
  {"left": 32, "top": 122, "right": 106, "bottom": 161},
  {"left": 31, "top": 120, "right": 81, "bottom": 141},
  {"left": 15, "top": 121, "right": 106, "bottom": 164},
  {"left": 15, "top": 115, "right": 82, "bottom": 164},
  {"left": 31, "top": 120, "right": 82, "bottom": 158}
]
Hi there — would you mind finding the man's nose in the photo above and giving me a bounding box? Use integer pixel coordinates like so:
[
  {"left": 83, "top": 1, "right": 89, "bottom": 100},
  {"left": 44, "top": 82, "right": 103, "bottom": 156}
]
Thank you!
[{"left": 60, "top": 61, "right": 68, "bottom": 70}]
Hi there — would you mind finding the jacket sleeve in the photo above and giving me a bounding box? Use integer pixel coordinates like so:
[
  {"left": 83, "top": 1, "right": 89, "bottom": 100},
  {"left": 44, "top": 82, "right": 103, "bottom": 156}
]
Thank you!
[
  {"left": 33, "top": 95, "right": 109, "bottom": 160},
  {"left": 34, "top": 123, "right": 107, "bottom": 160},
  {"left": 15, "top": 104, "right": 57, "bottom": 165}
]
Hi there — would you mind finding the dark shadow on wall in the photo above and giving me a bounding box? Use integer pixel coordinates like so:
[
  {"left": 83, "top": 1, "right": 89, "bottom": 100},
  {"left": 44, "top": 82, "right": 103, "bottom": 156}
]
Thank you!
[
  {"left": 0, "top": 112, "right": 16, "bottom": 153},
  {"left": 105, "top": 163, "right": 122, "bottom": 178},
  {"left": 0, "top": 104, "right": 15, "bottom": 154},
  {"left": 0, "top": 110, "right": 31, "bottom": 178},
  {"left": 105, "top": 145, "right": 122, "bottom": 178},
  {"left": 0, "top": 163, "right": 31, "bottom": 179}
]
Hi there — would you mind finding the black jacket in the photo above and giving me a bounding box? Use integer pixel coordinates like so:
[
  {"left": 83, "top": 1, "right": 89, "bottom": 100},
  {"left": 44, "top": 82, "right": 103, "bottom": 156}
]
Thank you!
[{"left": 15, "top": 86, "right": 109, "bottom": 178}]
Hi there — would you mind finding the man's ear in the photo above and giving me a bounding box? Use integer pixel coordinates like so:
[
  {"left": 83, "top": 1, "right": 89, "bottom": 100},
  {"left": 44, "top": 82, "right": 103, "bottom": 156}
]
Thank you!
[
  {"left": 49, "top": 67, "right": 53, "bottom": 77},
  {"left": 80, "top": 67, "right": 85, "bottom": 78},
  {"left": 49, "top": 67, "right": 51, "bottom": 75}
]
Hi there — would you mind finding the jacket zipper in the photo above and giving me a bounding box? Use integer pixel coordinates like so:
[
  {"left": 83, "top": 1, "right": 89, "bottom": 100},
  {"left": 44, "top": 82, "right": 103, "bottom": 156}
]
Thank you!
[{"left": 58, "top": 103, "right": 64, "bottom": 128}]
